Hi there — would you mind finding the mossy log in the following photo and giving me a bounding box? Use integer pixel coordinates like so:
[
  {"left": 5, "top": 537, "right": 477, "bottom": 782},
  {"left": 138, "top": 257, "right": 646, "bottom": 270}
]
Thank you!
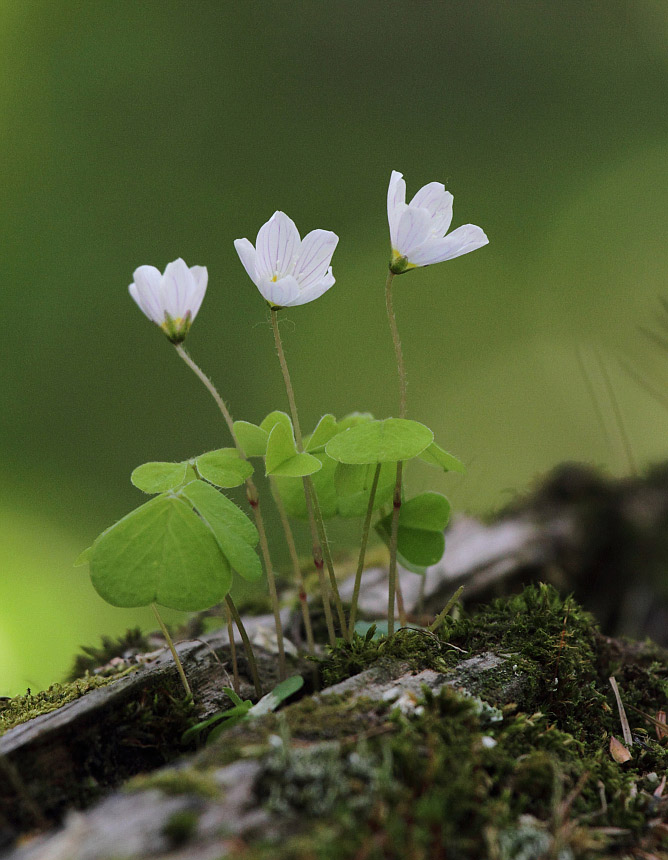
[{"left": 4, "top": 463, "right": 668, "bottom": 858}]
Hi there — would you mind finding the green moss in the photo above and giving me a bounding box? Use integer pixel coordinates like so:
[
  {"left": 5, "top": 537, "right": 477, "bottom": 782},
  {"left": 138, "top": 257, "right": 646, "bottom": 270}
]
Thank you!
[
  {"left": 67, "top": 628, "right": 150, "bottom": 680},
  {"left": 162, "top": 809, "right": 200, "bottom": 846},
  {"left": 232, "top": 585, "right": 668, "bottom": 860},
  {"left": 128, "top": 768, "right": 219, "bottom": 798},
  {"left": 0, "top": 673, "right": 133, "bottom": 736}
]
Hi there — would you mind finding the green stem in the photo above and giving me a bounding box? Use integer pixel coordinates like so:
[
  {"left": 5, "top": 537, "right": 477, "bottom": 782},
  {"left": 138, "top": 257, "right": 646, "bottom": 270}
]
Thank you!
[
  {"left": 151, "top": 603, "right": 192, "bottom": 699},
  {"left": 396, "top": 573, "right": 408, "bottom": 628},
  {"left": 304, "top": 476, "right": 337, "bottom": 646},
  {"left": 348, "top": 463, "right": 382, "bottom": 637},
  {"left": 428, "top": 585, "right": 464, "bottom": 633},
  {"left": 226, "top": 595, "right": 263, "bottom": 698},
  {"left": 384, "top": 270, "right": 406, "bottom": 638},
  {"left": 271, "top": 477, "right": 316, "bottom": 655},
  {"left": 174, "top": 342, "right": 287, "bottom": 680},
  {"left": 224, "top": 601, "right": 240, "bottom": 694},
  {"left": 384, "top": 271, "right": 406, "bottom": 420},
  {"left": 270, "top": 308, "right": 349, "bottom": 641},
  {"left": 387, "top": 461, "right": 402, "bottom": 637}
]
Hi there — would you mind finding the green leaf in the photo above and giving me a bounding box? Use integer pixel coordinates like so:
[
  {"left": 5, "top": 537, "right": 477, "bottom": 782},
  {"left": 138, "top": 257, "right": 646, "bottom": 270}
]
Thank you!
[
  {"left": 90, "top": 494, "right": 232, "bottom": 611},
  {"left": 195, "top": 448, "right": 253, "bottom": 488},
  {"left": 131, "top": 461, "right": 189, "bottom": 494},
  {"left": 249, "top": 675, "right": 304, "bottom": 716},
  {"left": 265, "top": 422, "right": 322, "bottom": 478},
  {"left": 74, "top": 545, "right": 93, "bottom": 567},
  {"left": 305, "top": 414, "right": 338, "bottom": 452},
  {"left": 375, "top": 492, "right": 451, "bottom": 573},
  {"left": 233, "top": 421, "right": 269, "bottom": 458},
  {"left": 337, "top": 412, "right": 374, "bottom": 431},
  {"left": 334, "top": 462, "right": 396, "bottom": 519},
  {"left": 418, "top": 443, "right": 466, "bottom": 474},
  {"left": 260, "top": 411, "right": 293, "bottom": 434},
  {"left": 325, "top": 418, "right": 433, "bottom": 465},
  {"left": 272, "top": 453, "right": 338, "bottom": 520},
  {"left": 179, "top": 480, "right": 262, "bottom": 582}
]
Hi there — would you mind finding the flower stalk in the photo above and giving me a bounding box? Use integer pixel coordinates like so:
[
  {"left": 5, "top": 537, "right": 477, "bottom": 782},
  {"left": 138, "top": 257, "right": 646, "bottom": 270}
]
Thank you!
[
  {"left": 348, "top": 463, "right": 382, "bottom": 637},
  {"left": 151, "top": 603, "right": 192, "bottom": 699},
  {"left": 174, "top": 343, "right": 287, "bottom": 680}
]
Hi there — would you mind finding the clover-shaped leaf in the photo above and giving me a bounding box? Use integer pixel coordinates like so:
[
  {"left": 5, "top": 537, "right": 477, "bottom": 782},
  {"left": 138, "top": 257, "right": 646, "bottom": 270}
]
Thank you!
[
  {"left": 325, "top": 418, "right": 433, "bottom": 465},
  {"left": 131, "top": 461, "right": 196, "bottom": 494},
  {"left": 194, "top": 448, "right": 253, "bottom": 488},
  {"left": 334, "top": 462, "right": 396, "bottom": 518},
  {"left": 305, "top": 414, "right": 338, "bottom": 452},
  {"left": 233, "top": 421, "right": 269, "bottom": 458},
  {"left": 265, "top": 422, "right": 322, "bottom": 478},
  {"left": 375, "top": 491, "right": 451, "bottom": 574},
  {"left": 418, "top": 443, "right": 465, "bottom": 474},
  {"left": 260, "top": 411, "right": 293, "bottom": 434},
  {"left": 89, "top": 494, "right": 232, "bottom": 611},
  {"left": 179, "top": 480, "right": 261, "bottom": 582},
  {"left": 272, "top": 452, "right": 338, "bottom": 520}
]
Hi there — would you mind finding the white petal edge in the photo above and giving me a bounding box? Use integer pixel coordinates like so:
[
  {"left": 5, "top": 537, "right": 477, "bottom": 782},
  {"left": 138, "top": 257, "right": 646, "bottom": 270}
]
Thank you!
[
  {"left": 294, "top": 229, "right": 338, "bottom": 289},
  {"left": 162, "top": 258, "right": 194, "bottom": 319},
  {"left": 255, "top": 211, "right": 300, "bottom": 281},
  {"left": 290, "top": 267, "right": 335, "bottom": 306},
  {"left": 187, "top": 265, "right": 208, "bottom": 320},
  {"left": 129, "top": 265, "right": 164, "bottom": 324},
  {"left": 234, "top": 238, "right": 260, "bottom": 287},
  {"left": 408, "top": 224, "right": 489, "bottom": 266},
  {"left": 395, "top": 206, "right": 432, "bottom": 258},
  {"left": 410, "top": 182, "right": 454, "bottom": 237},
  {"left": 387, "top": 171, "right": 406, "bottom": 248},
  {"left": 255, "top": 274, "right": 301, "bottom": 308}
]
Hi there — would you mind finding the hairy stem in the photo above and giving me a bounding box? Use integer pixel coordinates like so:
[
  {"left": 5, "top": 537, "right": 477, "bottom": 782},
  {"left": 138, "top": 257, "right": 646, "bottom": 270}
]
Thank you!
[
  {"left": 384, "top": 271, "right": 406, "bottom": 419},
  {"left": 271, "top": 477, "right": 316, "bottom": 654},
  {"left": 348, "top": 464, "right": 382, "bottom": 637},
  {"left": 151, "top": 603, "right": 192, "bottom": 699},
  {"left": 387, "top": 461, "right": 402, "bottom": 637},
  {"left": 226, "top": 595, "right": 263, "bottom": 698},
  {"left": 174, "top": 343, "right": 286, "bottom": 679},
  {"left": 270, "top": 308, "right": 348, "bottom": 641}
]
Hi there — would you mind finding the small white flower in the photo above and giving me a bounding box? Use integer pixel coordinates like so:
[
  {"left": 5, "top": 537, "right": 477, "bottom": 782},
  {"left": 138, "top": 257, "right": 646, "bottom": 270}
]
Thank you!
[
  {"left": 128, "top": 258, "right": 207, "bottom": 343},
  {"left": 387, "top": 170, "right": 488, "bottom": 274},
  {"left": 234, "top": 211, "right": 338, "bottom": 308}
]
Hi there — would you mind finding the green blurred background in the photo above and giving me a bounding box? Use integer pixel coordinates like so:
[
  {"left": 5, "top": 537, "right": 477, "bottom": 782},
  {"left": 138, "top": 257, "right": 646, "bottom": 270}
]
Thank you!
[{"left": 2, "top": 1, "right": 667, "bottom": 696}]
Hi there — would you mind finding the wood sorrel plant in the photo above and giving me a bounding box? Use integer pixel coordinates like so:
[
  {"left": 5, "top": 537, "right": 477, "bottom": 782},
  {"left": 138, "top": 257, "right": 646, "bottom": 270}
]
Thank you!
[{"left": 78, "top": 172, "right": 487, "bottom": 698}]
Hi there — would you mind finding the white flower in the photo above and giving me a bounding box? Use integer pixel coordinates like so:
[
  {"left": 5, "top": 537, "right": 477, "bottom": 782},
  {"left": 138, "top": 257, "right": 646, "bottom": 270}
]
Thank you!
[
  {"left": 129, "top": 258, "right": 208, "bottom": 343},
  {"left": 234, "top": 211, "right": 338, "bottom": 308},
  {"left": 387, "top": 170, "right": 488, "bottom": 274}
]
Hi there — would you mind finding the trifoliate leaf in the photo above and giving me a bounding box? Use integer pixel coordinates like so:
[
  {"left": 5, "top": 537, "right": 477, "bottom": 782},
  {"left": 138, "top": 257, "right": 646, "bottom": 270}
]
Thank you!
[
  {"left": 272, "top": 453, "right": 338, "bottom": 520},
  {"left": 325, "top": 418, "right": 433, "bottom": 465},
  {"left": 334, "top": 462, "right": 396, "bottom": 518},
  {"left": 337, "top": 412, "right": 374, "bottom": 431},
  {"left": 305, "top": 415, "right": 338, "bottom": 452},
  {"left": 233, "top": 421, "right": 269, "bottom": 458},
  {"left": 90, "top": 494, "right": 231, "bottom": 611},
  {"left": 260, "top": 411, "right": 293, "bottom": 434},
  {"left": 179, "top": 480, "right": 258, "bottom": 547},
  {"left": 265, "top": 422, "right": 322, "bottom": 478},
  {"left": 375, "top": 492, "right": 451, "bottom": 573},
  {"left": 179, "top": 480, "right": 261, "bottom": 582},
  {"left": 131, "top": 461, "right": 189, "bottom": 494},
  {"left": 418, "top": 443, "right": 466, "bottom": 474},
  {"left": 195, "top": 448, "right": 253, "bottom": 488}
]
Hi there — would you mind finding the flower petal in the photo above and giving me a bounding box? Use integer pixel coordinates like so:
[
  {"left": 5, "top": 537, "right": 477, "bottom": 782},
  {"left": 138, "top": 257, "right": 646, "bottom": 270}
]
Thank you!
[
  {"left": 410, "top": 182, "right": 454, "bottom": 237},
  {"left": 187, "top": 265, "right": 208, "bottom": 320},
  {"left": 387, "top": 171, "right": 406, "bottom": 248},
  {"left": 395, "top": 206, "right": 432, "bottom": 258},
  {"left": 130, "top": 265, "right": 164, "bottom": 324},
  {"left": 408, "top": 224, "right": 489, "bottom": 266},
  {"left": 234, "top": 238, "right": 260, "bottom": 286},
  {"left": 255, "top": 274, "right": 301, "bottom": 308},
  {"left": 294, "top": 229, "right": 338, "bottom": 289},
  {"left": 290, "top": 267, "right": 335, "bottom": 306},
  {"left": 255, "top": 211, "right": 301, "bottom": 281},
  {"left": 162, "top": 258, "right": 195, "bottom": 319}
]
